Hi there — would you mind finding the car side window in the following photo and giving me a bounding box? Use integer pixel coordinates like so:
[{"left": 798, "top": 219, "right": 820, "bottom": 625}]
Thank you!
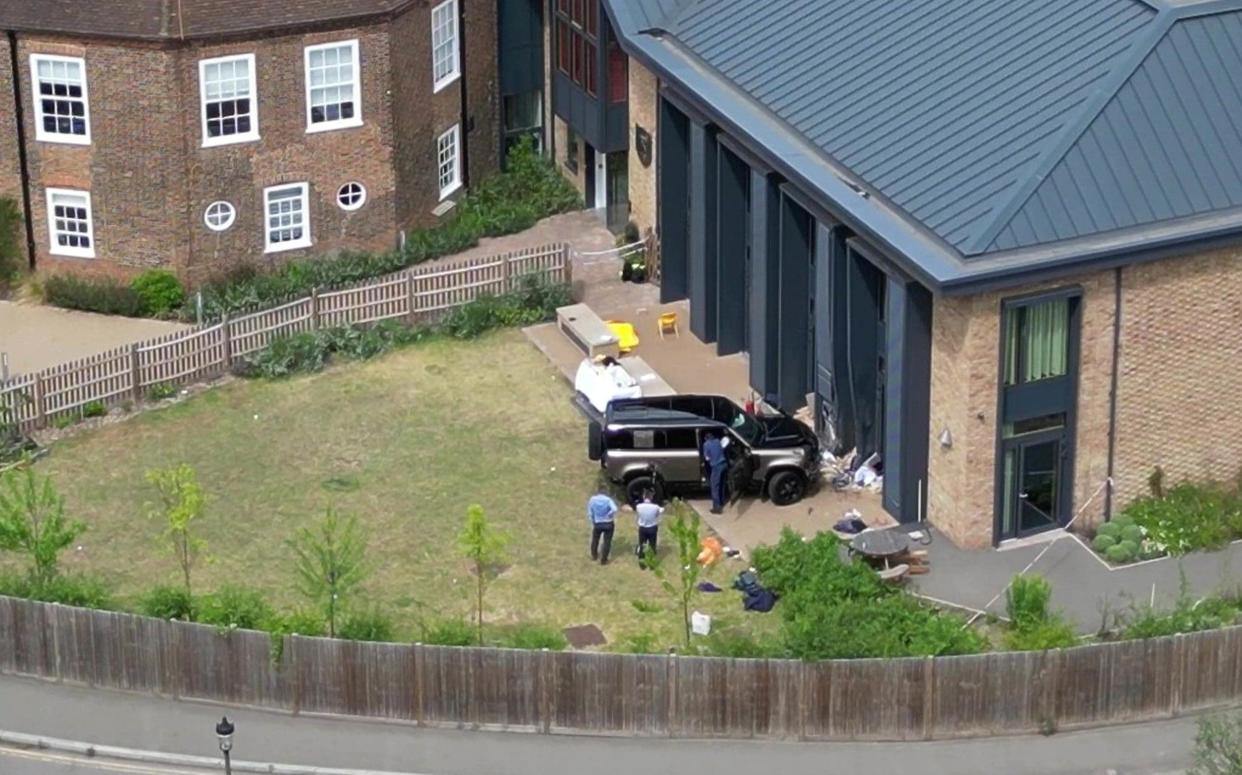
[
  {"left": 632, "top": 430, "right": 656, "bottom": 449},
  {"left": 606, "top": 430, "right": 633, "bottom": 449},
  {"left": 664, "top": 429, "right": 699, "bottom": 449}
]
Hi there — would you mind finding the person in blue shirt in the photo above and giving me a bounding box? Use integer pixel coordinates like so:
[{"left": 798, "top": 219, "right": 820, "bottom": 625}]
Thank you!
[
  {"left": 702, "top": 432, "right": 728, "bottom": 514},
  {"left": 586, "top": 485, "right": 619, "bottom": 564}
]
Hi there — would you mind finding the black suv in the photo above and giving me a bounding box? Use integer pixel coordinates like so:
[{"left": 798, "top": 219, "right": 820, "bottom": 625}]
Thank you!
[{"left": 587, "top": 394, "right": 820, "bottom": 506}]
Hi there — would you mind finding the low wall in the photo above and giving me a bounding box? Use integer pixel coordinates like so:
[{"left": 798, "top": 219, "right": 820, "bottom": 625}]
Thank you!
[{"left": 1, "top": 596, "right": 1239, "bottom": 740}]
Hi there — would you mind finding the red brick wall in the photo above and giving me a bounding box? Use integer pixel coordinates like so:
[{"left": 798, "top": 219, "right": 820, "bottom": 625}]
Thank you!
[
  {"left": 10, "top": 0, "right": 502, "bottom": 287},
  {"left": 0, "top": 36, "right": 28, "bottom": 265}
]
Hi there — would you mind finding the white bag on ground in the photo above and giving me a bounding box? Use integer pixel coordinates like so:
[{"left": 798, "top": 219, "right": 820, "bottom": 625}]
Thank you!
[{"left": 691, "top": 610, "right": 712, "bottom": 636}]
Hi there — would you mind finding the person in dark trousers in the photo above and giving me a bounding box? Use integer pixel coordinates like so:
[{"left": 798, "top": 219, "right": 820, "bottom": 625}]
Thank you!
[
  {"left": 703, "top": 432, "right": 728, "bottom": 514},
  {"left": 634, "top": 490, "right": 664, "bottom": 567},
  {"left": 586, "top": 485, "right": 619, "bottom": 564}
]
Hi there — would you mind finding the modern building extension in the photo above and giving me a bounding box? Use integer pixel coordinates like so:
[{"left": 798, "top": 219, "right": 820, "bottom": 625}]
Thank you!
[
  {"left": 540, "top": 0, "right": 1242, "bottom": 548},
  {"left": 0, "top": 0, "right": 546, "bottom": 285}
]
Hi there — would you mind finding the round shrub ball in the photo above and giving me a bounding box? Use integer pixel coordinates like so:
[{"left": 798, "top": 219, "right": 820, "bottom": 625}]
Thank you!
[
  {"left": 1092, "top": 533, "right": 1118, "bottom": 553},
  {"left": 130, "top": 269, "right": 185, "bottom": 315},
  {"left": 1118, "top": 539, "right": 1140, "bottom": 556},
  {"left": 1121, "top": 524, "right": 1144, "bottom": 544},
  {"left": 1096, "top": 522, "right": 1122, "bottom": 540},
  {"left": 1112, "top": 515, "right": 1136, "bottom": 530},
  {"left": 1105, "top": 543, "right": 1134, "bottom": 564}
]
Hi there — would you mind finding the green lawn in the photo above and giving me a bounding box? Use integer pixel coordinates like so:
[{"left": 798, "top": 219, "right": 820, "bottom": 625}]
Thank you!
[{"left": 31, "top": 330, "right": 764, "bottom": 649}]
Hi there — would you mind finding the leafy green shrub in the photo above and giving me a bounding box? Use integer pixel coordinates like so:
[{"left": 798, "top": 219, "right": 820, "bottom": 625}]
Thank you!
[
  {"left": 1095, "top": 522, "right": 1122, "bottom": 540},
  {"left": 272, "top": 609, "right": 327, "bottom": 638},
  {"left": 631, "top": 599, "right": 661, "bottom": 614},
  {"left": 1122, "top": 595, "right": 1241, "bottom": 640},
  {"left": 51, "top": 413, "right": 76, "bottom": 430},
  {"left": 1120, "top": 524, "right": 1144, "bottom": 545},
  {"left": 43, "top": 274, "right": 147, "bottom": 317},
  {"left": 196, "top": 585, "right": 275, "bottom": 630},
  {"left": 0, "top": 197, "right": 22, "bottom": 286},
  {"left": 697, "top": 629, "right": 787, "bottom": 658},
  {"left": 130, "top": 270, "right": 185, "bottom": 316},
  {"left": 339, "top": 607, "right": 396, "bottom": 642},
  {"left": 139, "top": 584, "right": 195, "bottom": 620},
  {"left": 1006, "top": 575, "right": 1054, "bottom": 630},
  {"left": 0, "top": 572, "right": 114, "bottom": 610},
  {"left": 1105, "top": 542, "right": 1135, "bottom": 564},
  {"left": 246, "top": 332, "right": 331, "bottom": 378},
  {"left": 81, "top": 400, "right": 106, "bottom": 419},
  {"left": 1092, "top": 533, "right": 1117, "bottom": 552},
  {"left": 441, "top": 276, "right": 570, "bottom": 339},
  {"left": 616, "top": 632, "right": 660, "bottom": 654},
  {"left": 1191, "top": 712, "right": 1242, "bottom": 775},
  {"left": 146, "top": 383, "right": 178, "bottom": 401},
  {"left": 195, "top": 139, "right": 579, "bottom": 320},
  {"left": 750, "top": 529, "right": 987, "bottom": 659},
  {"left": 1124, "top": 482, "right": 1238, "bottom": 555},
  {"left": 493, "top": 623, "right": 567, "bottom": 651},
  {"left": 1003, "top": 575, "right": 1077, "bottom": 651},
  {"left": 419, "top": 618, "right": 476, "bottom": 646}
]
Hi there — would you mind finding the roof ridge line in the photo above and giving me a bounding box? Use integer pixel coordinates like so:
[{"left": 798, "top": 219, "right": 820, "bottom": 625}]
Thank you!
[{"left": 964, "top": 7, "right": 1178, "bottom": 255}]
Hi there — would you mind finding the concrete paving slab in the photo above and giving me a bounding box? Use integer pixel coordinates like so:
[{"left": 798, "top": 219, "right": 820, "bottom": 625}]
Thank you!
[{"left": 0, "top": 301, "right": 186, "bottom": 376}]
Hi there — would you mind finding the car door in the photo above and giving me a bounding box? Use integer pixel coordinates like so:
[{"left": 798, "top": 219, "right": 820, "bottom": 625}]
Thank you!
[
  {"left": 658, "top": 427, "right": 705, "bottom": 485},
  {"left": 724, "top": 430, "right": 756, "bottom": 503}
]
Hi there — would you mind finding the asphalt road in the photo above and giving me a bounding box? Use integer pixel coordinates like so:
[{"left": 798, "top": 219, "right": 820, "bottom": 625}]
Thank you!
[{"left": 0, "top": 675, "right": 1201, "bottom": 775}]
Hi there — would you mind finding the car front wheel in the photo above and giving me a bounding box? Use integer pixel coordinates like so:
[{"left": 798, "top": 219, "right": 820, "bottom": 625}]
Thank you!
[
  {"left": 767, "top": 470, "right": 806, "bottom": 506},
  {"left": 626, "top": 474, "right": 664, "bottom": 507}
]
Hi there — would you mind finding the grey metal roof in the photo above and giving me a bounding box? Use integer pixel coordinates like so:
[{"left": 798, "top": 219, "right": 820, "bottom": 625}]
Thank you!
[
  {"left": 606, "top": 0, "right": 1242, "bottom": 292},
  {"left": 987, "top": 10, "right": 1242, "bottom": 252}
]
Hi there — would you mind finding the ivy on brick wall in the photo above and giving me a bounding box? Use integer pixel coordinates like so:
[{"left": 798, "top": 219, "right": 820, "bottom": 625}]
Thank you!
[{"left": 0, "top": 197, "right": 22, "bottom": 287}]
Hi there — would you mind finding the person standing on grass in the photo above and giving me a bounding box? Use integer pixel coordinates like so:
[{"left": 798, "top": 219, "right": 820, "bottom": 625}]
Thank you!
[
  {"left": 634, "top": 490, "right": 663, "bottom": 567},
  {"left": 586, "top": 485, "right": 619, "bottom": 564},
  {"left": 703, "top": 432, "right": 728, "bottom": 514}
]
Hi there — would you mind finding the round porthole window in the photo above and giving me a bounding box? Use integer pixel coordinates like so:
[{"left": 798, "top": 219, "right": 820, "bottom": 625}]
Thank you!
[
  {"left": 336, "top": 182, "right": 366, "bottom": 211},
  {"left": 204, "top": 201, "right": 236, "bottom": 231}
]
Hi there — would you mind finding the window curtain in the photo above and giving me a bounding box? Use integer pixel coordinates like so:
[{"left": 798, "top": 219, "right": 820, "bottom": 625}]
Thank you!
[
  {"left": 1022, "top": 298, "right": 1068, "bottom": 382},
  {"left": 1003, "top": 308, "right": 1019, "bottom": 385}
]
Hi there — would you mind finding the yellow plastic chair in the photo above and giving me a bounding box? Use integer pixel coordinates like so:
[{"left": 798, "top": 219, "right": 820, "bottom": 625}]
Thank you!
[
  {"left": 658, "top": 311, "right": 679, "bottom": 339},
  {"left": 606, "top": 320, "right": 639, "bottom": 353}
]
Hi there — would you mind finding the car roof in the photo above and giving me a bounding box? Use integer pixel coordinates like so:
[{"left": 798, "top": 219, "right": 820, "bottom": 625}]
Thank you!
[{"left": 604, "top": 405, "right": 725, "bottom": 430}]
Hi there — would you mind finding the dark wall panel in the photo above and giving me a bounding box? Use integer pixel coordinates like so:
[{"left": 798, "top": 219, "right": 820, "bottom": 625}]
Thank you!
[
  {"left": 844, "top": 245, "right": 884, "bottom": 459},
  {"left": 498, "top": 0, "right": 544, "bottom": 96},
  {"left": 716, "top": 147, "right": 749, "bottom": 355},
  {"left": 658, "top": 99, "right": 691, "bottom": 303},
  {"left": 882, "top": 278, "right": 933, "bottom": 523},
  {"left": 688, "top": 122, "right": 718, "bottom": 342},
  {"left": 776, "top": 193, "right": 812, "bottom": 410},
  {"left": 748, "top": 170, "right": 780, "bottom": 397}
]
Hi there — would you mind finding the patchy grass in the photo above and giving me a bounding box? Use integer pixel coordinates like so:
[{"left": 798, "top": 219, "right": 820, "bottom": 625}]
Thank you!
[{"left": 30, "top": 330, "right": 763, "bottom": 648}]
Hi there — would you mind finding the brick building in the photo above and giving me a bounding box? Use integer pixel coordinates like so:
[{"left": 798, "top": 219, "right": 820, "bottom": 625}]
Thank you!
[
  {"left": 0, "top": 0, "right": 506, "bottom": 285},
  {"left": 534, "top": 0, "right": 1242, "bottom": 548}
]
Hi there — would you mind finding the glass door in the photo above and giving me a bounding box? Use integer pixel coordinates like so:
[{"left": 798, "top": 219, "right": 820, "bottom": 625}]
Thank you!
[{"left": 1000, "top": 431, "right": 1063, "bottom": 540}]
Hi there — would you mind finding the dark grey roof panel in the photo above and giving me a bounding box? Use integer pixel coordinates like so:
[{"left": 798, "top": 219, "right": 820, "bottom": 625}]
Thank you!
[
  {"left": 666, "top": 0, "right": 1157, "bottom": 256},
  {"left": 989, "top": 11, "right": 1242, "bottom": 251}
]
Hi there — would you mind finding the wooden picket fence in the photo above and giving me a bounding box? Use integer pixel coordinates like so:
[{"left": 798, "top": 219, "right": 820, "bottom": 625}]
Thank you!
[
  {"left": 0, "top": 244, "right": 570, "bottom": 433},
  {"left": 2, "top": 595, "right": 1241, "bottom": 740}
]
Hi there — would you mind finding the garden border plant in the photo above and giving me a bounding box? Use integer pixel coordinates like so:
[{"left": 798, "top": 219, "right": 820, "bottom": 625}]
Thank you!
[{"left": 38, "top": 139, "right": 580, "bottom": 321}]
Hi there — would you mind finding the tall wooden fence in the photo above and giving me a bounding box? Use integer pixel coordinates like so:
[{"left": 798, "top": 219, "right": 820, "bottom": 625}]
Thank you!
[
  {"left": 0, "top": 245, "right": 569, "bottom": 433},
  {"left": 2, "top": 596, "right": 1240, "bottom": 740}
]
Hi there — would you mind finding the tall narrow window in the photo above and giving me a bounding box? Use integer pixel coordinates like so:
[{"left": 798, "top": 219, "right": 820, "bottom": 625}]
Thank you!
[
  {"left": 305, "top": 41, "right": 361, "bottom": 132},
  {"left": 263, "top": 183, "right": 311, "bottom": 252},
  {"left": 31, "top": 55, "right": 90, "bottom": 144},
  {"left": 1003, "top": 297, "right": 1070, "bottom": 386},
  {"left": 199, "top": 54, "right": 258, "bottom": 147},
  {"left": 607, "top": 41, "right": 628, "bottom": 103},
  {"left": 437, "top": 124, "right": 462, "bottom": 200},
  {"left": 555, "top": 1, "right": 599, "bottom": 97},
  {"left": 431, "top": 0, "right": 460, "bottom": 92},
  {"left": 46, "top": 188, "right": 94, "bottom": 258}
]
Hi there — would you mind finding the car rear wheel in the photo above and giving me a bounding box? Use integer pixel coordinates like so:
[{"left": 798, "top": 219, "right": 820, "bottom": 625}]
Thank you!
[
  {"left": 587, "top": 421, "right": 604, "bottom": 462},
  {"left": 767, "top": 470, "right": 806, "bottom": 506},
  {"left": 626, "top": 474, "right": 664, "bottom": 507}
]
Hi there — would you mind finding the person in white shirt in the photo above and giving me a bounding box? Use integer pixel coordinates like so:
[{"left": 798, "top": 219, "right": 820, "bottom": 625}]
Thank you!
[{"left": 634, "top": 490, "right": 664, "bottom": 567}]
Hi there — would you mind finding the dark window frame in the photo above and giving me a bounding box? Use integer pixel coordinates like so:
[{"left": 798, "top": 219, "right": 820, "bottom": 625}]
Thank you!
[{"left": 555, "top": 0, "right": 598, "bottom": 97}]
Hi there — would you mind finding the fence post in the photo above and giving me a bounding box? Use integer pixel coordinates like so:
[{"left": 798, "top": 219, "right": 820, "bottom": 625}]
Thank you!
[
  {"left": 220, "top": 313, "right": 233, "bottom": 371},
  {"left": 413, "top": 642, "right": 425, "bottom": 726},
  {"left": 129, "top": 343, "right": 142, "bottom": 402},
  {"left": 1042, "top": 648, "right": 1062, "bottom": 733},
  {"left": 1170, "top": 633, "right": 1186, "bottom": 716},
  {"left": 32, "top": 374, "right": 46, "bottom": 429},
  {"left": 501, "top": 251, "right": 512, "bottom": 294},
  {"left": 563, "top": 244, "right": 574, "bottom": 287},
  {"left": 538, "top": 647, "right": 552, "bottom": 734},
  {"left": 406, "top": 274, "right": 418, "bottom": 325},
  {"left": 310, "top": 288, "right": 321, "bottom": 330},
  {"left": 666, "top": 651, "right": 678, "bottom": 737},
  {"left": 796, "top": 660, "right": 809, "bottom": 741},
  {"left": 921, "top": 656, "right": 935, "bottom": 740},
  {"left": 289, "top": 635, "right": 301, "bottom": 716}
]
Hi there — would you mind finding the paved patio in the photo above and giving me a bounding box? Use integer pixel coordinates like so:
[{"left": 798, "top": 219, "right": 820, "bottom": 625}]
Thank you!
[{"left": 0, "top": 301, "right": 186, "bottom": 377}]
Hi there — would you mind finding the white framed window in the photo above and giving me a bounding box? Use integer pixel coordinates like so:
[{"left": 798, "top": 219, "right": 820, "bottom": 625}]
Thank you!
[
  {"left": 305, "top": 40, "right": 362, "bottom": 132},
  {"left": 336, "top": 182, "right": 366, "bottom": 211},
  {"left": 204, "top": 201, "right": 236, "bottom": 231},
  {"left": 45, "top": 188, "right": 94, "bottom": 258},
  {"left": 437, "top": 124, "right": 462, "bottom": 200},
  {"left": 431, "top": 0, "right": 460, "bottom": 92},
  {"left": 198, "top": 53, "right": 258, "bottom": 147},
  {"left": 31, "top": 54, "right": 90, "bottom": 144},
  {"left": 263, "top": 183, "right": 311, "bottom": 253}
]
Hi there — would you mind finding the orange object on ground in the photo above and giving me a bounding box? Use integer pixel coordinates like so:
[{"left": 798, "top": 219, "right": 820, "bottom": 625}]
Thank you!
[{"left": 696, "top": 536, "right": 723, "bottom": 566}]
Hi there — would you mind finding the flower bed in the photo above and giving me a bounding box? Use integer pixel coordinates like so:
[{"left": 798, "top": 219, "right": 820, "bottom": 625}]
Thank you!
[{"left": 1091, "top": 472, "right": 1242, "bottom": 565}]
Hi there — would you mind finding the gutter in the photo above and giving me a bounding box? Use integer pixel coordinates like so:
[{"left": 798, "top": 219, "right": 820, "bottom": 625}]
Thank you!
[
  {"left": 1103, "top": 267, "right": 1123, "bottom": 519},
  {"left": 457, "top": 0, "right": 470, "bottom": 190},
  {"left": 7, "top": 30, "right": 36, "bottom": 270}
]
